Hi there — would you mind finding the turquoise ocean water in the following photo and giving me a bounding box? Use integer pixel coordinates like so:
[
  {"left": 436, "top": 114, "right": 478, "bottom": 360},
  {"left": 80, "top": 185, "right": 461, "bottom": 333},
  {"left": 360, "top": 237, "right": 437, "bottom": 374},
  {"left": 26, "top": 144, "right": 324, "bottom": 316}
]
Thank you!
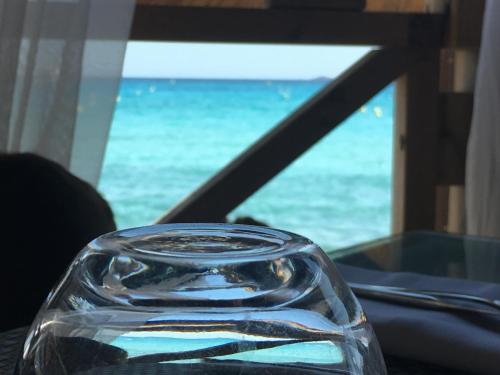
[{"left": 99, "top": 79, "right": 394, "bottom": 252}]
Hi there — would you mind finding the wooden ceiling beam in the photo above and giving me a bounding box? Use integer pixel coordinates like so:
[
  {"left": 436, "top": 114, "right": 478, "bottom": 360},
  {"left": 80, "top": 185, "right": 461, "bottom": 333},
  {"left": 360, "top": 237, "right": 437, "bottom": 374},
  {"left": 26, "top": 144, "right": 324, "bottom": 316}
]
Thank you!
[{"left": 131, "top": 5, "right": 444, "bottom": 47}]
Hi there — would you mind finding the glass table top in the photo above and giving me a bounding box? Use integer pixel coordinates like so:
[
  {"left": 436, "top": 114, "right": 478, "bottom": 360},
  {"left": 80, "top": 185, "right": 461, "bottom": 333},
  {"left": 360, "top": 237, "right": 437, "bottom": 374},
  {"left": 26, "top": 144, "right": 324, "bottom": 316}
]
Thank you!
[{"left": 331, "top": 230, "right": 500, "bottom": 283}]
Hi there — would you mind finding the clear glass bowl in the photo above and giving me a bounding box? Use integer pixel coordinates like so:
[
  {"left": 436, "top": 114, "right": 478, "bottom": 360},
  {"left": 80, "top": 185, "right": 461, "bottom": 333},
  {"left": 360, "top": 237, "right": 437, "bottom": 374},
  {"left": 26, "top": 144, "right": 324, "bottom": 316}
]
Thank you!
[{"left": 18, "top": 224, "right": 386, "bottom": 374}]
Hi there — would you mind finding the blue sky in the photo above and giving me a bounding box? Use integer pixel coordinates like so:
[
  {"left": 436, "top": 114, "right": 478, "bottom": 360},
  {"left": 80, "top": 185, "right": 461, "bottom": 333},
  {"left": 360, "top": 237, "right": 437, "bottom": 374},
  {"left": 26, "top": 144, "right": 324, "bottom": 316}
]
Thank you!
[{"left": 123, "top": 42, "right": 372, "bottom": 80}]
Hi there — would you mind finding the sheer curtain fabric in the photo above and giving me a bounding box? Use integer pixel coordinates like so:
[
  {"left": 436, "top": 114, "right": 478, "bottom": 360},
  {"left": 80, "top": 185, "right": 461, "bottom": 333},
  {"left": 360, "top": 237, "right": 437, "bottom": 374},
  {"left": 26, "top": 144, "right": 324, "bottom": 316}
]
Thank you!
[
  {"left": 0, "top": 0, "right": 134, "bottom": 186},
  {"left": 465, "top": 0, "right": 500, "bottom": 237}
]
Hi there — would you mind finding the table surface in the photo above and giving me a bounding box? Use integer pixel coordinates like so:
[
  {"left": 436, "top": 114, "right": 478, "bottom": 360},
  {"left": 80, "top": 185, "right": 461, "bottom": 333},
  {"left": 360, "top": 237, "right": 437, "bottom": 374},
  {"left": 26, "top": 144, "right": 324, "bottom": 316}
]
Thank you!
[
  {"left": 332, "top": 230, "right": 500, "bottom": 284},
  {"left": 4, "top": 230, "right": 494, "bottom": 375}
]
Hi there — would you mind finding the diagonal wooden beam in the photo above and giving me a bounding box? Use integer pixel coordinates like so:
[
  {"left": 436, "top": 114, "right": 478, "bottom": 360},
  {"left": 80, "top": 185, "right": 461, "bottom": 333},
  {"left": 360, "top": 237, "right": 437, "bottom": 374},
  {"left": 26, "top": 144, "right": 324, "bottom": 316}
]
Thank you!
[{"left": 158, "top": 48, "right": 434, "bottom": 223}]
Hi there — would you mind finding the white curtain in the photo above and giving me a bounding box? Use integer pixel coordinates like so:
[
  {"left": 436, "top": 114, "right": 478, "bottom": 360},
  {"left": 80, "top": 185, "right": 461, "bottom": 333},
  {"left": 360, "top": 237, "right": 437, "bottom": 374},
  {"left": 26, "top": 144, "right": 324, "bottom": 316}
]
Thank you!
[
  {"left": 0, "top": 0, "right": 135, "bottom": 186},
  {"left": 465, "top": 0, "right": 500, "bottom": 237},
  {"left": 465, "top": 1, "right": 500, "bottom": 281}
]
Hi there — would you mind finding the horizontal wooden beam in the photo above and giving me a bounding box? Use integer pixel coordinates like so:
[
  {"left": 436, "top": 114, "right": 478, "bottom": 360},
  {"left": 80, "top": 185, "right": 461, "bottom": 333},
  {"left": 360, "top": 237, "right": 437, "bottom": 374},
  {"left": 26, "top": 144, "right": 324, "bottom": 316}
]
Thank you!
[
  {"left": 438, "top": 92, "right": 473, "bottom": 185},
  {"left": 136, "top": 0, "right": 263, "bottom": 8},
  {"left": 158, "top": 48, "right": 430, "bottom": 223},
  {"left": 266, "top": 0, "right": 366, "bottom": 11},
  {"left": 137, "top": 0, "right": 432, "bottom": 13},
  {"left": 131, "top": 5, "right": 444, "bottom": 46}
]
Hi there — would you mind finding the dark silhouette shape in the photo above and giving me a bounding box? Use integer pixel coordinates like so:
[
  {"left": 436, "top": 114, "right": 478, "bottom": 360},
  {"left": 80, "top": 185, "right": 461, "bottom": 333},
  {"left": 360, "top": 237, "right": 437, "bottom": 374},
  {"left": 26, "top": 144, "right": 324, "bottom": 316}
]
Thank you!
[
  {"left": 231, "top": 216, "right": 268, "bottom": 227},
  {"left": 0, "top": 153, "right": 116, "bottom": 331}
]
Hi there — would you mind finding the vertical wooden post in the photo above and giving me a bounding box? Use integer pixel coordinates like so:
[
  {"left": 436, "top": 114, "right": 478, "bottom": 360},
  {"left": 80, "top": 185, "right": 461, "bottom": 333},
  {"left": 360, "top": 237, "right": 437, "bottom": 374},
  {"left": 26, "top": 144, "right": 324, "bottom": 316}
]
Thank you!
[
  {"left": 392, "top": 80, "right": 407, "bottom": 233},
  {"left": 393, "top": 0, "right": 483, "bottom": 234},
  {"left": 392, "top": 49, "right": 441, "bottom": 232},
  {"left": 442, "top": 0, "right": 483, "bottom": 233}
]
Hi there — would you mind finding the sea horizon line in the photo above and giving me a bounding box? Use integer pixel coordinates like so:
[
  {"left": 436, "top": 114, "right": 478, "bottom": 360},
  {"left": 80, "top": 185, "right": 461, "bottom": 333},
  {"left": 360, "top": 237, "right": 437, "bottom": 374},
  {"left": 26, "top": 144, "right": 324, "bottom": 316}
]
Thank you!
[{"left": 121, "top": 76, "right": 333, "bottom": 82}]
